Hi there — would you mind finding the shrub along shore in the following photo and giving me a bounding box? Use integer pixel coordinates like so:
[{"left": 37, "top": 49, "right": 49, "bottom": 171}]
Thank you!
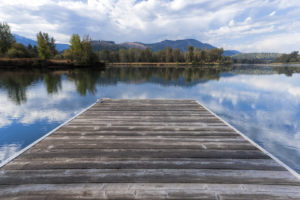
[
  {"left": 0, "top": 58, "right": 105, "bottom": 69},
  {"left": 0, "top": 22, "right": 99, "bottom": 68}
]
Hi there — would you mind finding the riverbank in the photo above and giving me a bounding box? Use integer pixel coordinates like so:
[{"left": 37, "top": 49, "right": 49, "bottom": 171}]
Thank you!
[
  {"left": 106, "top": 62, "right": 233, "bottom": 67},
  {"left": 234, "top": 63, "right": 300, "bottom": 67},
  {"left": 0, "top": 58, "right": 105, "bottom": 69}
]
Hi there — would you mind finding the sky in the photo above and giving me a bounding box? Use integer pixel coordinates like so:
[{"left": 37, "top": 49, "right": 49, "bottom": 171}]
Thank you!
[{"left": 1, "top": 0, "right": 300, "bottom": 52}]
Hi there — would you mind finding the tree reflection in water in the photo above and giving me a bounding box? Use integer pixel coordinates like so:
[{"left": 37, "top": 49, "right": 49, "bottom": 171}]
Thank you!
[{"left": 0, "top": 65, "right": 300, "bottom": 105}]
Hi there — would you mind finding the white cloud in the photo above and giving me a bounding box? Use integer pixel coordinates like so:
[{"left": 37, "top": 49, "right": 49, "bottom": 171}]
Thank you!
[
  {"left": 0, "top": 144, "right": 21, "bottom": 163},
  {"left": 1, "top": 0, "right": 300, "bottom": 51},
  {"left": 0, "top": 80, "right": 79, "bottom": 128},
  {"left": 269, "top": 11, "right": 276, "bottom": 16}
]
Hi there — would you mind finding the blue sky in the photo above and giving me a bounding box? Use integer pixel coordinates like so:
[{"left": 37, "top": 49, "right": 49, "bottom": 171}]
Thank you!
[{"left": 1, "top": 0, "right": 300, "bottom": 52}]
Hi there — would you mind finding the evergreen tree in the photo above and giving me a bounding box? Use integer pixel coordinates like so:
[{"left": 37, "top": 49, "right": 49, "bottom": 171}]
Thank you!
[{"left": 49, "top": 37, "right": 57, "bottom": 56}]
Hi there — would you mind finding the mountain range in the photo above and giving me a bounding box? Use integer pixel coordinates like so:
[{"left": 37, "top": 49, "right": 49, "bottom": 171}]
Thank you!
[
  {"left": 14, "top": 34, "right": 240, "bottom": 56},
  {"left": 13, "top": 34, "right": 69, "bottom": 52},
  {"left": 92, "top": 39, "right": 240, "bottom": 56}
]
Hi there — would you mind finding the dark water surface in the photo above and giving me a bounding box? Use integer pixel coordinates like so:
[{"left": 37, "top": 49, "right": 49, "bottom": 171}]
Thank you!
[{"left": 0, "top": 65, "right": 300, "bottom": 173}]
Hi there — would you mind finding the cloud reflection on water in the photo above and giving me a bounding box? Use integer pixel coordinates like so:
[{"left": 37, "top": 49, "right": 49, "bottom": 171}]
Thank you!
[{"left": 0, "top": 66, "right": 300, "bottom": 172}]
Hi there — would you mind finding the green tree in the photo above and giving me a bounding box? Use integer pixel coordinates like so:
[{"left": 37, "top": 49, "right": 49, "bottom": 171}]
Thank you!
[
  {"left": 49, "top": 37, "right": 57, "bottom": 56},
  {"left": 81, "top": 35, "right": 98, "bottom": 65},
  {"left": 144, "top": 48, "right": 152, "bottom": 62},
  {"left": 198, "top": 49, "right": 206, "bottom": 63},
  {"left": 0, "top": 22, "right": 15, "bottom": 54},
  {"left": 186, "top": 46, "right": 194, "bottom": 62},
  {"left": 119, "top": 49, "right": 127, "bottom": 62},
  {"left": 172, "top": 48, "right": 181, "bottom": 62},
  {"left": 37, "top": 32, "right": 56, "bottom": 60},
  {"left": 165, "top": 46, "right": 173, "bottom": 62},
  {"left": 69, "top": 34, "right": 98, "bottom": 65},
  {"left": 207, "top": 48, "right": 224, "bottom": 62},
  {"left": 69, "top": 34, "right": 82, "bottom": 61},
  {"left": 6, "top": 43, "right": 30, "bottom": 58}
]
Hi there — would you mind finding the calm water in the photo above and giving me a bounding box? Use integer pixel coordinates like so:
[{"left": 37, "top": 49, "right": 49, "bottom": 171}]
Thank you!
[{"left": 0, "top": 65, "right": 300, "bottom": 173}]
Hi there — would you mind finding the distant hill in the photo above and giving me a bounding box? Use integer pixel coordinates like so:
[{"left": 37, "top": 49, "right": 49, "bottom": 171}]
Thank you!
[
  {"left": 143, "top": 39, "right": 215, "bottom": 52},
  {"left": 92, "top": 39, "right": 240, "bottom": 56},
  {"left": 13, "top": 34, "right": 69, "bottom": 52},
  {"left": 120, "top": 42, "right": 147, "bottom": 49},
  {"left": 91, "top": 41, "right": 121, "bottom": 51},
  {"left": 13, "top": 34, "right": 240, "bottom": 56}
]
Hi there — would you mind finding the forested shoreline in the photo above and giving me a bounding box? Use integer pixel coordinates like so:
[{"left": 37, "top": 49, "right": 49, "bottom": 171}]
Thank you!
[
  {"left": 0, "top": 22, "right": 232, "bottom": 68},
  {"left": 1, "top": 21, "right": 299, "bottom": 68}
]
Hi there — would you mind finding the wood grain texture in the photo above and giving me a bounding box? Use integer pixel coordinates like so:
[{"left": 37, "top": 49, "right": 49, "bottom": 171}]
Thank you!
[{"left": 0, "top": 99, "right": 299, "bottom": 199}]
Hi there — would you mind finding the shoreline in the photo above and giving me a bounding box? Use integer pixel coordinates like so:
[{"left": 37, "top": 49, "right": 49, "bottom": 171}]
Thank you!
[
  {"left": 0, "top": 58, "right": 299, "bottom": 69},
  {"left": 106, "top": 62, "right": 233, "bottom": 67},
  {"left": 0, "top": 58, "right": 105, "bottom": 69}
]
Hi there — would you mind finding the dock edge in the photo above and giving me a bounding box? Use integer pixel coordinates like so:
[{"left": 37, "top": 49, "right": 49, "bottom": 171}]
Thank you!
[
  {"left": 0, "top": 100, "right": 99, "bottom": 169},
  {"left": 197, "top": 100, "right": 300, "bottom": 180}
]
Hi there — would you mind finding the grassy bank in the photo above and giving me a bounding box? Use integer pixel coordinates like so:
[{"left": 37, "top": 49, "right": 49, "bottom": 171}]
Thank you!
[
  {"left": 0, "top": 58, "right": 105, "bottom": 69},
  {"left": 106, "top": 62, "right": 233, "bottom": 67}
]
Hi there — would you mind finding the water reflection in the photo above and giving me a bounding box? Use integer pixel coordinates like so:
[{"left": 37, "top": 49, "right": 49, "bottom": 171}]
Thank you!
[
  {"left": 2, "top": 66, "right": 300, "bottom": 105},
  {"left": 44, "top": 74, "right": 62, "bottom": 94},
  {"left": 0, "top": 65, "right": 300, "bottom": 174}
]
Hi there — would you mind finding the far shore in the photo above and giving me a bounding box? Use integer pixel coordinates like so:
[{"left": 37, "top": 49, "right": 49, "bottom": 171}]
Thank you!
[
  {"left": 0, "top": 58, "right": 299, "bottom": 69},
  {"left": 106, "top": 62, "right": 233, "bottom": 67},
  {"left": 0, "top": 58, "right": 105, "bottom": 69}
]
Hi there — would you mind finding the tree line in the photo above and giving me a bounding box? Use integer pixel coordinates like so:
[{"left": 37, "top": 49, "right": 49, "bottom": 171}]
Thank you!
[
  {"left": 98, "top": 46, "right": 232, "bottom": 64},
  {"left": 0, "top": 22, "right": 232, "bottom": 65},
  {"left": 275, "top": 51, "right": 300, "bottom": 63},
  {"left": 0, "top": 22, "right": 97, "bottom": 65}
]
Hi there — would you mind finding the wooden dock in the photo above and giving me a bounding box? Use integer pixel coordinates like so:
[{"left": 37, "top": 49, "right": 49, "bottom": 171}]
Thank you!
[{"left": 0, "top": 99, "right": 300, "bottom": 199}]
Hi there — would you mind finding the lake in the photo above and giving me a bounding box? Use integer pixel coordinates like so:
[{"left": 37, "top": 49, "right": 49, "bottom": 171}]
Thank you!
[{"left": 0, "top": 65, "right": 299, "bottom": 174}]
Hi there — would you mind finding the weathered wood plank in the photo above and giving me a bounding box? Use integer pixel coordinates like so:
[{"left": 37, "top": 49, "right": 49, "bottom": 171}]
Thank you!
[
  {"left": 43, "top": 136, "right": 246, "bottom": 141},
  {"left": 57, "top": 126, "right": 235, "bottom": 132},
  {"left": 52, "top": 132, "right": 240, "bottom": 137},
  {"left": 6, "top": 158, "right": 284, "bottom": 171},
  {"left": 22, "top": 149, "right": 269, "bottom": 159},
  {"left": 1, "top": 169, "right": 299, "bottom": 185},
  {"left": 33, "top": 141, "right": 257, "bottom": 150},
  {"left": 2, "top": 183, "right": 299, "bottom": 200},
  {"left": 0, "top": 184, "right": 299, "bottom": 200}
]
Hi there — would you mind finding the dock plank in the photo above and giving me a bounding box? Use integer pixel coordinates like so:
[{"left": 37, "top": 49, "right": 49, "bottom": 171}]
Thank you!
[{"left": 0, "top": 99, "right": 299, "bottom": 199}]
